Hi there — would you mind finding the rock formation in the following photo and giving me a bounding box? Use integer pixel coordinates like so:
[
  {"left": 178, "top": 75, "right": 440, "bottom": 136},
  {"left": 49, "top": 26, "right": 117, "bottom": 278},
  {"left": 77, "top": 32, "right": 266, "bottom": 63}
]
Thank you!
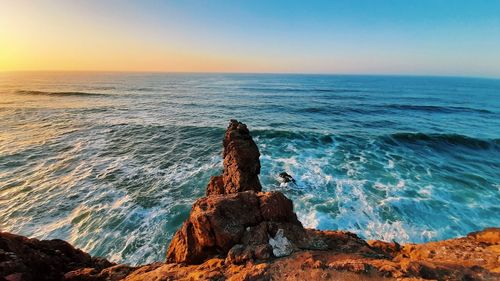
[
  {"left": 165, "top": 191, "right": 303, "bottom": 264},
  {"left": 0, "top": 232, "right": 116, "bottom": 281},
  {"left": 206, "top": 119, "right": 262, "bottom": 196},
  {"left": 1, "top": 119, "right": 499, "bottom": 281},
  {"left": 278, "top": 172, "right": 295, "bottom": 184},
  {"left": 167, "top": 120, "right": 376, "bottom": 265}
]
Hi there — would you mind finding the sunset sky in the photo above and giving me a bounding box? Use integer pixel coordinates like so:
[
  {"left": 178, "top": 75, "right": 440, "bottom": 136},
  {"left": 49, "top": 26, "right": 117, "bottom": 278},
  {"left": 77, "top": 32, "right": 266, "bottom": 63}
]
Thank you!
[{"left": 1, "top": 0, "right": 500, "bottom": 77}]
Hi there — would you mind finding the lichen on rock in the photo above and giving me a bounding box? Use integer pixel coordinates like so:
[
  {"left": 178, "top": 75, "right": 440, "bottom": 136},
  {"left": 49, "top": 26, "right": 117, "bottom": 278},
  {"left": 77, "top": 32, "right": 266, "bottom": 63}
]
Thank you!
[{"left": 268, "top": 229, "right": 294, "bottom": 257}]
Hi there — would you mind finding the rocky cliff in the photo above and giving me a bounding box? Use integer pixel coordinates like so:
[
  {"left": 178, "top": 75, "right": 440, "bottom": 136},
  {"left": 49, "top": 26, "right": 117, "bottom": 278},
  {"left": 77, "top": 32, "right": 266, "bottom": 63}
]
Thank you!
[{"left": 1, "top": 120, "right": 499, "bottom": 281}]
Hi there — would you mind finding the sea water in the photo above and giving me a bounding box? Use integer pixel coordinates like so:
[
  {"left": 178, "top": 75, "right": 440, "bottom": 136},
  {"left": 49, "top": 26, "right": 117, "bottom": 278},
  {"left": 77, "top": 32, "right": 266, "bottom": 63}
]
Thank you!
[{"left": 0, "top": 72, "right": 499, "bottom": 265}]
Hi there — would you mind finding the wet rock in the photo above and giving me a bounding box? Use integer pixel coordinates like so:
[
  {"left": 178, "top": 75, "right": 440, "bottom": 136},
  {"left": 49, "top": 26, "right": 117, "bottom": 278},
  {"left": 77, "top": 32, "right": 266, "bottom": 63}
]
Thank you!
[{"left": 278, "top": 172, "right": 295, "bottom": 184}]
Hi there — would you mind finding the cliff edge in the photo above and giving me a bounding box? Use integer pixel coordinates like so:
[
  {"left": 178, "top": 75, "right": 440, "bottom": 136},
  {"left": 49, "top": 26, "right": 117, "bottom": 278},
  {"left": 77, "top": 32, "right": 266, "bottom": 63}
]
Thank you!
[{"left": 1, "top": 120, "right": 499, "bottom": 281}]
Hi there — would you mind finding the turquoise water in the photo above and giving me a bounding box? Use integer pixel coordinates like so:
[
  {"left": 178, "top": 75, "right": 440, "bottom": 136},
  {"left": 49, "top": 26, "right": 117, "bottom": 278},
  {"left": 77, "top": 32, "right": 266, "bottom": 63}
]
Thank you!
[{"left": 0, "top": 72, "right": 499, "bottom": 265}]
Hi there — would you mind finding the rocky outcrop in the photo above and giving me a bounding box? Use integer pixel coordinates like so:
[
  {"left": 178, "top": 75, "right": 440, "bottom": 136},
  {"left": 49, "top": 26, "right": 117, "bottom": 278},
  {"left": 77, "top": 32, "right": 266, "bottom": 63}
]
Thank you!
[
  {"left": 2, "top": 228, "right": 499, "bottom": 281},
  {"left": 167, "top": 120, "right": 376, "bottom": 265},
  {"left": 0, "top": 232, "right": 114, "bottom": 281},
  {"left": 165, "top": 191, "right": 308, "bottom": 264},
  {"left": 1, "top": 120, "right": 499, "bottom": 281},
  {"left": 206, "top": 119, "right": 262, "bottom": 196}
]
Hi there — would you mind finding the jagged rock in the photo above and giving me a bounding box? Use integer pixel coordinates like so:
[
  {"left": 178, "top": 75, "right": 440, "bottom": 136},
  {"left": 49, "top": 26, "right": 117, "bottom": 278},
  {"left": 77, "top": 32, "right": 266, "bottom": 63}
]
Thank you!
[
  {"left": 253, "top": 244, "right": 273, "bottom": 260},
  {"left": 278, "top": 172, "right": 296, "bottom": 183},
  {"left": 367, "top": 240, "right": 401, "bottom": 258},
  {"left": 166, "top": 191, "right": 262, "bottom": 264},
  {"left": 165, "top": 191, "right": 303, "bottom": 264},
  {"left": 467, "top": 227, "right": 500, "bottom": 244},
  {"left": 3, "top": 228, "right": 500, "bottom": 280},
  {"left": 206, "top": 119, "right": 262, "bottom": 195},
  {"left": 206, "top": 175, "right": 224, "bottom": 196},
  {"left": 63, "top": 264, "right": 136, "bottom": 281},
  {"left": 300, "top": 229, "right": 371, "bottom": 253},
  {"left": 242, "top": 223, "right": 269, "bottom": 246},
  {"left": 226, "top": 244, "right": 253, "bottom": 265},
  {"left": 258, "top": 191, "right": 300, "bottom": 224},
  {"left": 0, "top": 232, "right": 113, "bottom": 281},
  {"left": 225, "top": 243, "right": 273, "bottom": 265}
]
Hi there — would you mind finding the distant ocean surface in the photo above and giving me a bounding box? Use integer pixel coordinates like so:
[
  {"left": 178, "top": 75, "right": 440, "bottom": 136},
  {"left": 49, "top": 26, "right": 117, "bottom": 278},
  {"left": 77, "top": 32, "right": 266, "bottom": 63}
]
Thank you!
[{"left": 1, "top": 72, "right": 499, "bottom": 265}]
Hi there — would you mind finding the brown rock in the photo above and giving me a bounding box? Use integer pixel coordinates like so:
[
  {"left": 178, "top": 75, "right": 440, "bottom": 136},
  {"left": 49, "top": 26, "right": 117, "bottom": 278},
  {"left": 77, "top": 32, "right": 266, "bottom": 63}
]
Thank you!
[
  {"left": 300, "top": 229, "right": 371, "bottom": 253},
  {"left": 242, "top": 223, "right": 269, "bottom": 246},
  {"left": 258, "top": 191, "right": 301, "bottom": 225},
  {"left": 0, "top": 232, "right": 113, "bottom": 281},
  {"left": 328, "top": 260, "right": 373, "bottom": 273},
  {"left": 166, "top": 190, "right": 309, "bottom": 264},
  {"left": 166, "top": 192, "right": 263, "bottom": 264},
  {"left": 206, "top": 120, "right": 262, "bottom": 195},
  {"left": 206, "top": 175, "right": 224, "bottom": 196},
  {"left": 226, "top": 245, "right": 254, "bottom": 265},
  {"left": 63, "top": 268, "right": 100, "bottom": 281},
  {"left": 468, "top": 227, "right": 500, "bottom": 245},
  {"left": 253, "top": 244, "right": 273, "bottom": 260},
  {"left": 367, "top": 240, "right": 401, "bottom": 258}
]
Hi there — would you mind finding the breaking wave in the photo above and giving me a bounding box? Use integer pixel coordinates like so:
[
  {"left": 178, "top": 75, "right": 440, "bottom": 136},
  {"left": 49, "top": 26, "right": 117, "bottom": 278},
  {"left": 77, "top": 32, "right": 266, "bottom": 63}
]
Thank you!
[
  {"left": 385, "top": 132, "right": 499, "bottom": 150},
  {"left": 381, "top": 104, "right": 493, "bottom": 114},
  {"left": 1, "top": 73, "right": 499, "bottom": 265}
]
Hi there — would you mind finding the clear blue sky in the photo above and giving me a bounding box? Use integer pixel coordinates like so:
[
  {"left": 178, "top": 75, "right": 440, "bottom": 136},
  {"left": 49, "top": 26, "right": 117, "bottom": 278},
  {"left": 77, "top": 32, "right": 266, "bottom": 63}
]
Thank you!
[{"left": 2, "top": 0, "right": 500, "bottom": 77}]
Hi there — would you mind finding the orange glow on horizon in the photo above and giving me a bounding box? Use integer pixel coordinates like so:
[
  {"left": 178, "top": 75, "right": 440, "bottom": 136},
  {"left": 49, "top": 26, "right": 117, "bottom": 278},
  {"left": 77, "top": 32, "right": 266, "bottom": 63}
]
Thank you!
[
  {"left": 0, "top": 1, "right": 276, "bottom": 73},
  {"left": 2, "top": 1, "right": 499, "bottom": 77}
]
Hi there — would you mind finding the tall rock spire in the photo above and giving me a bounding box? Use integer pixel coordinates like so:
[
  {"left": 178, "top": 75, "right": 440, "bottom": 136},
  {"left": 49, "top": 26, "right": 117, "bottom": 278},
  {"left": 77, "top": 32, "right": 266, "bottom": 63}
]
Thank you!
[{"left": 206, "top": 119, "right": 262, "bottom": 195}]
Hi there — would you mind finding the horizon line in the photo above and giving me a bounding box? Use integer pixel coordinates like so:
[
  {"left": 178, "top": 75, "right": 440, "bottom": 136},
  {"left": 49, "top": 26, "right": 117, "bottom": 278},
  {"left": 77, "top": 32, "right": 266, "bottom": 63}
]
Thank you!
[{"left": 1, "top": 70, "right": 499, "bottom": 81}]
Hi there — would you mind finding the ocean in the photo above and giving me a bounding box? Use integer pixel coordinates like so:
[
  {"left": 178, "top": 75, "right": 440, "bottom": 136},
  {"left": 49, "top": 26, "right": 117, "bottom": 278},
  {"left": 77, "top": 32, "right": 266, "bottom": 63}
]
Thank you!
[{"left": 0, "top": 72, "right": 499, "bottom": 265}]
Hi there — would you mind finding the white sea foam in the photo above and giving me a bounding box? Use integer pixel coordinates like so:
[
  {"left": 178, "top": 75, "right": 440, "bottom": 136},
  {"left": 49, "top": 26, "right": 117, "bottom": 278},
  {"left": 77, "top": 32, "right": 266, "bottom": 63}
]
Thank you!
[{"left": 266, "top": 147, "right": 442, "bottom": 244}]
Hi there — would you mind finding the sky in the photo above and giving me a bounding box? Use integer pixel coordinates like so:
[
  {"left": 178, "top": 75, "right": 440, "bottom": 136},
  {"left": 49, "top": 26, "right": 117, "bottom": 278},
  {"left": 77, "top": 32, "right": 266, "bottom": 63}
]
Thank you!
[{"left": 1, "top": 0, "right": 500, "bottom": 77}]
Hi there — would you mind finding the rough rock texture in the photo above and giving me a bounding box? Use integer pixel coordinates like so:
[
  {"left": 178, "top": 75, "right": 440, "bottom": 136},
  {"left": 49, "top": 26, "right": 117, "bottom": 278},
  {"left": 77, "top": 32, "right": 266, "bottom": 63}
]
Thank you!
[
  {"left": 1, "top": 120, "right": 499, "bottom": 281},
  {"left": 268, "top": 229, "right": 294, "bottom": 257},
  {"left": 0, "top": 232, "right": 114, "bottom": 281},
  {"left": 278, "top": 172, "right": 296, "bottom": 183},
  {"left": 206, "top": 119, "right": 262, "bottom": 195},
  {"left": 2, "top": 228, "right": 499, "bottom": 280},
  {"left": 165, "top": 190, "right": 307, "bottom": 264},
  {"left": 102, "top": 228, "right": 500, "bottom": 280},
  {"left": 170, "top": 120, "right": 343, "bottom": 264},
  {"left": 64, "top": 264, "right": 137, "bottom": 281}
]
